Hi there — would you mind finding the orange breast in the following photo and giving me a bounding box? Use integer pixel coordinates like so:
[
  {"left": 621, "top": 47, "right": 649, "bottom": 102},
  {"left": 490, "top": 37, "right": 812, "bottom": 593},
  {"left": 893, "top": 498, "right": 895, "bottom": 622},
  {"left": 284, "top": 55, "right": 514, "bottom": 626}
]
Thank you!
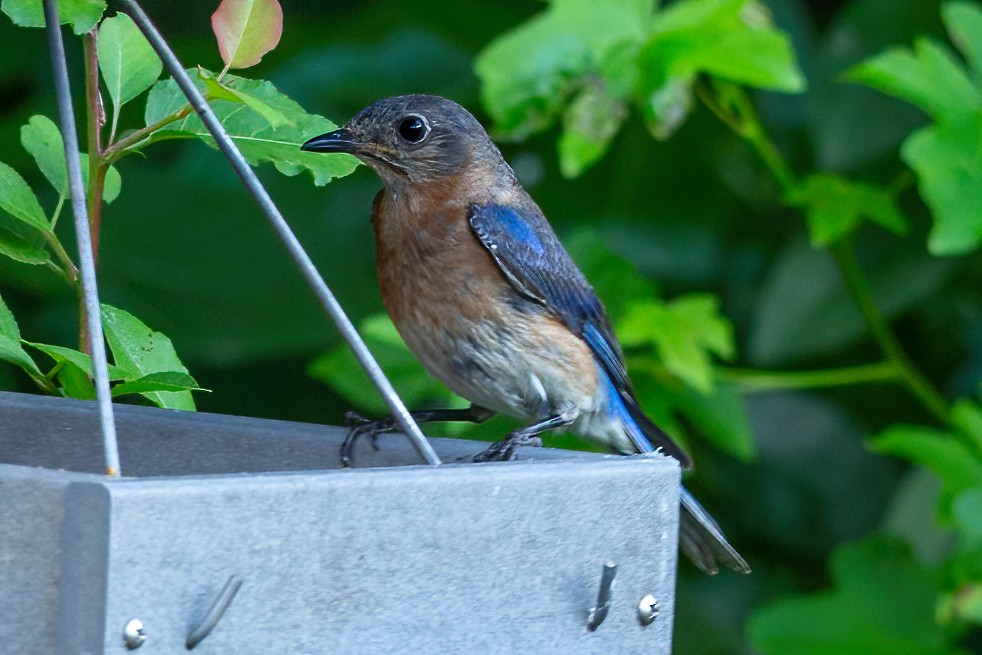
[{"left": 372, "top": 183, "right": 511, "bottom": 329}]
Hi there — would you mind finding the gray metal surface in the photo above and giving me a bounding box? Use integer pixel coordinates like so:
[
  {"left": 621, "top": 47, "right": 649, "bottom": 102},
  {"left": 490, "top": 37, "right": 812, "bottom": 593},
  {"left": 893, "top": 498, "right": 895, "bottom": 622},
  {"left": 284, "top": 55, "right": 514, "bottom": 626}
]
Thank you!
[
  {"left": 0, "top": 466, "right": 82, "bottom": 655},
  {"left": 0, "top": 392, "right": 680, "bottom": 654},
  {"left": 0, "top": 392, "right": 586, "bottom": 476}
]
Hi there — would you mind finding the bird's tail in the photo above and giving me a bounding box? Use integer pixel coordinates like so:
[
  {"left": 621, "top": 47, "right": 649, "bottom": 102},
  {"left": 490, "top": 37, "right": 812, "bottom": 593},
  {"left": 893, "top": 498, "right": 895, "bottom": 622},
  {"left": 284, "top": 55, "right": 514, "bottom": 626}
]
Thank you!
[
  {"left": 615, "top": 389, "right": 750, "bottom": 574},
  {"left": 679, "top": 487, "right": 751, "bottom": 574}
]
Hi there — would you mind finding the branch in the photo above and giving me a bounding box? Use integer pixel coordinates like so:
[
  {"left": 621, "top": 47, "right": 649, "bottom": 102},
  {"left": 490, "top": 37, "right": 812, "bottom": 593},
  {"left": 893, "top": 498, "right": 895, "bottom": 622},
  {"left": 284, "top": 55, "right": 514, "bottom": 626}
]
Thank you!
[
  {"left": 103, "top": 106, "right": 193, "bottom": 163},
  {"left": 697, "top": 80, "right": 951, "bottom": 424},
  {"left": 82, "top": 30, "right": 105, "bottom": 261},
  {"left": 830, "top": 240, "right": 950, "bottom": 423},
  {"left": 717, "top": 362, "right": 899, "bottom": 392}
]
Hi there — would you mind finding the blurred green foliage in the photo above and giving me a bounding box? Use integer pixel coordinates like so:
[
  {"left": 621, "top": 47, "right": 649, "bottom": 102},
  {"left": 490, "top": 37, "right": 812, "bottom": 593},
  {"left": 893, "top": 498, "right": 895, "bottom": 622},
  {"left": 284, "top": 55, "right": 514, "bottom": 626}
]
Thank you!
[{"left": 0, "top": 0, "right": 980, "bottom": 652}]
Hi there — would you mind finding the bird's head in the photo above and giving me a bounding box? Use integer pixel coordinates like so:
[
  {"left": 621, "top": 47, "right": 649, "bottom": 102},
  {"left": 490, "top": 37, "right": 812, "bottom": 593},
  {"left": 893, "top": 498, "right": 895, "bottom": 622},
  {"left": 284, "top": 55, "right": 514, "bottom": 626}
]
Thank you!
[{"left": 301, "top": 95, "right": 497, "bottom": 187}]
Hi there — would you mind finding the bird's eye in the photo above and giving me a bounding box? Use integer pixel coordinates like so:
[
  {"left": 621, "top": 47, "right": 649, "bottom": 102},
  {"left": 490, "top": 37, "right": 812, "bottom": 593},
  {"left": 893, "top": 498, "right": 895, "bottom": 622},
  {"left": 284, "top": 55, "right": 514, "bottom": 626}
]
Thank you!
[{"left": 397, "top": 116, "right": 429, "bottom": 143}]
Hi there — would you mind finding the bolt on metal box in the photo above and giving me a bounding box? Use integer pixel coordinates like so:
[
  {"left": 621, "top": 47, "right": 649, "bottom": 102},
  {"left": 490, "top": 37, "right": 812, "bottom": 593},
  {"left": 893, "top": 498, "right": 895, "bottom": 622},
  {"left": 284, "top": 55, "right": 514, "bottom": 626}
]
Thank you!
[{"left": 0, "top": 391, "right": 680, "bottom": 654}]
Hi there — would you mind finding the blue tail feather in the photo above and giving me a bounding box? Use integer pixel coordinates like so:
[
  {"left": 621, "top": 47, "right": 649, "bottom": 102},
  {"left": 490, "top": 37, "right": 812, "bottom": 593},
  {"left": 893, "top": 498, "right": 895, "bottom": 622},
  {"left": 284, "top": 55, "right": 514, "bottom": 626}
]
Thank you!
[{"left": 602, "top": 372, "right": 750, "bottom": 574}]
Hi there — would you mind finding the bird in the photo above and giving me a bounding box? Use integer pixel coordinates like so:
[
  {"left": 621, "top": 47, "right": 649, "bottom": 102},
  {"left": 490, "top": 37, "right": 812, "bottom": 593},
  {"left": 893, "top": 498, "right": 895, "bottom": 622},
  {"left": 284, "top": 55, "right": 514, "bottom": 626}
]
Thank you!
[{"left": 301, "top": 95, "right": 750, "bottom": 575}]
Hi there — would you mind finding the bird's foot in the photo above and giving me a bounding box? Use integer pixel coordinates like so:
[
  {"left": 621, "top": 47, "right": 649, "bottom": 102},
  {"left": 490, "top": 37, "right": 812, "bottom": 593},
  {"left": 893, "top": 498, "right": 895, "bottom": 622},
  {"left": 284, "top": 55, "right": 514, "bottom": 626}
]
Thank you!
[
  {"left": 340, "top": 411, "right": 396, "bottom": 467},
  {"left": 472, "top": 434, "right": 543, "bottom": 463}
]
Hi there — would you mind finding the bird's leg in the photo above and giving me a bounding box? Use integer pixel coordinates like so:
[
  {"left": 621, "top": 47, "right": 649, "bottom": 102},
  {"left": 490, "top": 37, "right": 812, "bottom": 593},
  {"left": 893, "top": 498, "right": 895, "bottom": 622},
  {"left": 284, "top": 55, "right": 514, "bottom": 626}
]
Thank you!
[
  {"left": 473, "top": 407, "right": 577, "bottom": 463},
  {"left": 340, "top": 404, "right": 495, "bottom": 467}
]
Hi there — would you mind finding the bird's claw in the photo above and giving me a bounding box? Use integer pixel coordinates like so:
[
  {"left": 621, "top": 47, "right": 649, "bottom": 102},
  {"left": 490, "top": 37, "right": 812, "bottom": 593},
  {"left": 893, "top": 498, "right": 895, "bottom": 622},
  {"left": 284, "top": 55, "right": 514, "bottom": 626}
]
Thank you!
[
  {"left": 339, "top": 416, "right": 394, "bottom": 467},
  {"left": 472, "top": 434, "right": 542, "bottom": 463},
  {"left": 343, "top": 410, "right": 373, "bottom": 427}
]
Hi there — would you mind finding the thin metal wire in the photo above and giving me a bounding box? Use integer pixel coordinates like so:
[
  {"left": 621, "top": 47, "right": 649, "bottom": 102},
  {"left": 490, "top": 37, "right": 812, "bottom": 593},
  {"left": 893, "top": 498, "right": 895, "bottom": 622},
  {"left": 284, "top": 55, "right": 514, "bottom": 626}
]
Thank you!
[
  {"left": 119, "top": 0, "right": 441, "bottom": 466},
  {"left": 186, "top": 575, "right": 243, "bottom": 649},
  {"left": 42, "top": 0, "right": 121, "bottom": 477}
]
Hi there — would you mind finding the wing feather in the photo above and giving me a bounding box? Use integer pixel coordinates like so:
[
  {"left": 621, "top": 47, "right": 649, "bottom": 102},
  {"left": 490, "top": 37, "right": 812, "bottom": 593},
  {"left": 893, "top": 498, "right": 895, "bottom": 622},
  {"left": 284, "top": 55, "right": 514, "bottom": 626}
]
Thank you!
[{"left": 468, "top": 203, "right": 691, "bottom": 466}]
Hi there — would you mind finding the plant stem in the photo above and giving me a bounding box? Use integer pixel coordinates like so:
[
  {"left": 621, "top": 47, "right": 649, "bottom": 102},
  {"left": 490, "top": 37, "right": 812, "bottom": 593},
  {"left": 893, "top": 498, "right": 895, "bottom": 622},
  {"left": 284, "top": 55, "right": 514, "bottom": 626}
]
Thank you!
[
  {"left": 43, "top": 361, "right": 65, "bottom": 385},
  {"left": 43, "top": 231, "right": 78, "bottom": 283},
  {"left": 103, "top": 106, "right": 193, "bottom": 163},
  {"left": 717, "top": 361, "right": 899, "bottom": 392},
  {"left": 43, "top": 260, "right": 69, "bottom": 282},
  {"left": 723, "top": 82, "right": 796, "bottom": 192},
  {"left": 108, "top": 106, "right": 120, "bottom": 146},
  {"left": 82, "top": 30, "right": 105, "bottom": 261},
  {"left": 830, "top": 240, "right": 950, "bottom": 423},
  {"left": 29, "top": 368, "right": 59, "bottom": 395},
  {"left": 697, "top": 81, "right": 951, "bottom": 424},
  {"left": 79, "top": 29, "right": 104, "bottom": 355},
  {"left": 49, "top": 192, "right": 66, "bottom": 230},
  {"left": 43, "top": 193, "right": 76, "bottom": 283}
]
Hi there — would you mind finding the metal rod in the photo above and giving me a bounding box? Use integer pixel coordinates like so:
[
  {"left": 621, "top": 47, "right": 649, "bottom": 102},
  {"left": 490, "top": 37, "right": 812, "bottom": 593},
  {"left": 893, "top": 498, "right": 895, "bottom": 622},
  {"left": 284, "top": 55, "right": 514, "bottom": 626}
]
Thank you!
[
  {"left": 119, "top": 0, "right": 441, "bottom": 466},
  {"left": 42, "top": 0, "right": 121, "bottom": 477},
  {"left": 186, "top": 575, "right": 243, "bottom": 649}
]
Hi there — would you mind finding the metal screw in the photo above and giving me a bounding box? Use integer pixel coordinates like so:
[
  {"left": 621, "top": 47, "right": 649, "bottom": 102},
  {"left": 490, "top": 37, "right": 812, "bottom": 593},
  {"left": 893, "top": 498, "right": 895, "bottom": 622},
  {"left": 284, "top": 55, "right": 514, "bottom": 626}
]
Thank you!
[
  {"left": 123, "top": 618, "right": 147, "bottom": 649},
  {"left": 586, "top": 561, "right": 617, "bottom": 631},
  {"left": 637, "top": 594, "right": 659, "bottom": 626}
]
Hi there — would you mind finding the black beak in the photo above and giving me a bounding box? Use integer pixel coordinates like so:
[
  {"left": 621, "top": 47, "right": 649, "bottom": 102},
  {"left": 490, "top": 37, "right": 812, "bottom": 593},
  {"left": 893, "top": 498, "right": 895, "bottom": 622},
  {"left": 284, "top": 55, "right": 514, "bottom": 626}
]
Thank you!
[{"left": 300, "top": 128, "right": 358, "bottom": 153}]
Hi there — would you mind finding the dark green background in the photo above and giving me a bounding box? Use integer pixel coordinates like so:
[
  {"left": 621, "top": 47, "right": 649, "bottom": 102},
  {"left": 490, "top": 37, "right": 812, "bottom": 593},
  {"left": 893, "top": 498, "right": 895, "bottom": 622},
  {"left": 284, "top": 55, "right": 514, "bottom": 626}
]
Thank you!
[{"left": 1, "top": 1, "right": 978, "bottom": 652}]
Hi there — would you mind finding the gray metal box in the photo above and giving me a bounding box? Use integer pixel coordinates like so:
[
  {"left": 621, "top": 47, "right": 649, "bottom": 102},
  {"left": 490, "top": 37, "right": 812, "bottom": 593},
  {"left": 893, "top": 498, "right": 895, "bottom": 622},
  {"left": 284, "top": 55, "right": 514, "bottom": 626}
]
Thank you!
[{"left": 0, "top": 391, "right": 680, "bottom": 654}]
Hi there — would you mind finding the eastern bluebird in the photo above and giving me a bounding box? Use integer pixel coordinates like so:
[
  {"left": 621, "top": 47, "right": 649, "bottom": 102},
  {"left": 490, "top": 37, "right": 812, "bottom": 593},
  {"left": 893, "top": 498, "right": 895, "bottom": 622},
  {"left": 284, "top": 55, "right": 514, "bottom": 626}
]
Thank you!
[{"left": 301, "top": 95, "right": 749, "bottom": 575}]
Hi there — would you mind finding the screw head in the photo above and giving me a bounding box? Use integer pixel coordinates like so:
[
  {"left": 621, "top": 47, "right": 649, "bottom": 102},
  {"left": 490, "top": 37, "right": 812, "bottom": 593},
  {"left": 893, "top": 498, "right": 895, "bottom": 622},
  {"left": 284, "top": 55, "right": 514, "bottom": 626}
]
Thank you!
[
  {"left": 123, "top": 618, "right": 147, "bottom": 649},
  {"left": 637, "top": 594, "right": 659, "bottom": 626}
]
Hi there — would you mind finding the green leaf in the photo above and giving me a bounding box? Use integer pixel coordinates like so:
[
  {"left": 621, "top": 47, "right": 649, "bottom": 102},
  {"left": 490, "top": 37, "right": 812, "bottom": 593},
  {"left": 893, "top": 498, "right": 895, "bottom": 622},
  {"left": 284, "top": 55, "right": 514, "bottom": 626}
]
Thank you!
[
  {"left": 848, "top": 37, "right": 979, "bottom": 120},
  {"left": 144, "top": 73, "right": 358, "bottom": 186},
  {"left": 787, "top": 174, "right": 908, "bottom": 247},
  {"left": 952, "top": 399, "right": 982, "bottom": 454},
  {"left": 748, "top": 241, "right": 952, "bottom": 365},
  {"left": 0, "top": 334, "right": 43, "bottom": 378},
  {"left": 100, "top": 158, "right": 121, "bottom": 203},
  {"left": 0, "top": 160, "right": 49, "bottom": 233},
  {"left": 20, "top": 115, "right": 122, "bottom": 203},
  {"left": 97, "top": 13, "right": 163, "bottom": 113},
  {"left": 55, "top": 362, "right": 94, "bottom": 399},
  {"left": 850, "top": 6, "right": 982, "bottom": 255},
  {"left": 309, "top": 313, "right": 459, "bottom": 415},
  {"left": 0, "top": 293, "right": 42, "bottom": 379},
  {"left": 748, "top": 534, "right": 955, "bottom": 655},
  {"left": 20, "top": 115, "right": 68, "bottom": 194},
  {"left": 1, "top": 0, "right": 105, "bottom": 35},
  {"left": 943, "top": 583, "right": 982, "bottom": 626},
  {"left": 619, "top": 294, "right": 734, "bottom": 393},
  {"left": 564, "top": 227, "right": 659, "bottom": 320},
  {"left": 901, "top": 113, "right": 982, "bottom": 255},
  {"left": 939, "top": 486, "right": 982, "bottom": 625},
  {"left": 100, "top": 304, "right": 196, "bottom": 410},
  {"left": 475, "top": 0, "right": 651, "bottom": 139},
  {"left": 198, "top": 69, "right": 291, "bottom": 128},
  {"left": 0, "top": 292, "right": 20, "bottom": 339},
  {"left": 211, "top": 0, "right": 283, "bottom": 70},
  {"left": 111, "top": 371, "right": 204, "bottom": 397},
  {"left": 871, "top": 424, "right": 982, "bottom": 520},
  {"left": 638, "top": 0, "right": 804, "bottom": 138},
  {"left": 672, "top": 383, "right": 755, "bottom": 461},
  {"left": 643, "top": 76, "right": 693, "bottom": 140},
  {"left": 944, "top": 1, "right": 982, "bottom": 86},
  {"left": 644, "top": 0, "right": 805, "bottom": 90},
  {"left": 558, "top": 83, "right": 628, "bottom": 178},
  {"left": 0, "top": 225, "right": 49, "bottom": 265},
  {"left": 953, "top": 487, "right": 982, "bottom": 553},
  {"left": 24, "top": 341, "right": 128, "bottom": 380}
]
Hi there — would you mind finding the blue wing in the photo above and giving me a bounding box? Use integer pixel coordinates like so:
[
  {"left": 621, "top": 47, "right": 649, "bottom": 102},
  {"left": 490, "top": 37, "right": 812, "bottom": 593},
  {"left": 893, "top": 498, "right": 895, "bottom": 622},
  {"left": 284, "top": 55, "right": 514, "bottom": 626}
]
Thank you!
[{"left": 468, "top": 203, "right": 691, "bottom": 467}]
